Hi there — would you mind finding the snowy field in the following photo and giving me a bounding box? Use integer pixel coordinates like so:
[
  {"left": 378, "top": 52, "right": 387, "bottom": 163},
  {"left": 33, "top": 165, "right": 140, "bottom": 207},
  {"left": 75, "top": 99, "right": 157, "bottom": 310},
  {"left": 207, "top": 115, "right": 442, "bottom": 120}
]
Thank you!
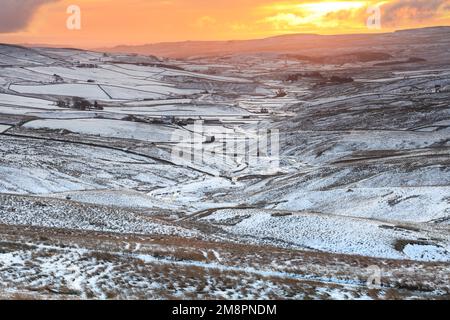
[
  {"left": 23, "top": 118, "right": 191, "bottom": 142},
  {"left": 0, "top": 93, "right": 57, "bottom": 109},
  {"left": 11, "top": 84, "right": 113, "bottom": 100},
  {"left": 201, "top": 209, "right": 450, "bottom": 261},
  {"left": 103, "top": 104, "right": 250, "bottom": 116},
  {"left": 0, "top": 125, "right": 11, "bottom": 133}
]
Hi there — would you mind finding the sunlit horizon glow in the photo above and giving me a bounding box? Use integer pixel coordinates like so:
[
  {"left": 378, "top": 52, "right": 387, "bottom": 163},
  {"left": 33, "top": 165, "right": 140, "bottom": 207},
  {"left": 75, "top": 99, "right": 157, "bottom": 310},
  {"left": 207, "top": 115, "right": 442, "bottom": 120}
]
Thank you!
[
  {"left": 0, "top": 0, "right": 449, "bottom": 48},
  {"left": 261, "top": 1, "right": 370, "bottom": 29}
]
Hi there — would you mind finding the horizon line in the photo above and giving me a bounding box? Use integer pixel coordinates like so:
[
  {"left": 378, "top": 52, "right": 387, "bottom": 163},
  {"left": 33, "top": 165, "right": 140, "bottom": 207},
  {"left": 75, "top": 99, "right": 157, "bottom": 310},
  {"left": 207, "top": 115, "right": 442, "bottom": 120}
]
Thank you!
[{"left": 4, "top": 25, "right": 450, "bottom": 51}]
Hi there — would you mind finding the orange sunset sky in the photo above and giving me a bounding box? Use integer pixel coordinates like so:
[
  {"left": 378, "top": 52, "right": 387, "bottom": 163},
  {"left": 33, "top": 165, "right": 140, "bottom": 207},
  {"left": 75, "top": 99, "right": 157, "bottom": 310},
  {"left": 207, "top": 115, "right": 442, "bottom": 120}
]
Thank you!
[{"left": 0, "top": 0, "right": 449, "bottom": 47}]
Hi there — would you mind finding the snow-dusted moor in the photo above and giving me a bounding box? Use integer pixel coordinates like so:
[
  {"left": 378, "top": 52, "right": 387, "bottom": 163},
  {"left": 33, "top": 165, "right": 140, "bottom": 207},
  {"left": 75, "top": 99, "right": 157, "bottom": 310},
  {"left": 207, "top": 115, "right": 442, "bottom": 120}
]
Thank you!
[{"left": 0, "top": 26, "right": 450, "bottom": 300}]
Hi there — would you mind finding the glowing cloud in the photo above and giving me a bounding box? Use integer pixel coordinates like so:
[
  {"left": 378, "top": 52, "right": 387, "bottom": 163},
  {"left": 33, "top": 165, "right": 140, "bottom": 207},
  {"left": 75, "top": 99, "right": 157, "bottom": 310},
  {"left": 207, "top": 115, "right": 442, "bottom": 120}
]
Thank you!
[
  {"left": 261, "top": 1, "right": 370, "bottom": 30},
  {"left": 0, "top": 0, "right": 58, "bottom": 32}
]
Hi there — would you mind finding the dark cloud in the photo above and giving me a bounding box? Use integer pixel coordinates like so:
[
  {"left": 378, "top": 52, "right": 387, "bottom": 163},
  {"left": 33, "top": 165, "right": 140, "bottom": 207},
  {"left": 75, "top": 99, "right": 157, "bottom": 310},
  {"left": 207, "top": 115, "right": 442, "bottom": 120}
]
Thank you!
[
  {"left": 382, "top": 0, "right": 450, "bottom": 25},
  {"left": 0, "top": 0, "right": 58, "bottom": 33}
]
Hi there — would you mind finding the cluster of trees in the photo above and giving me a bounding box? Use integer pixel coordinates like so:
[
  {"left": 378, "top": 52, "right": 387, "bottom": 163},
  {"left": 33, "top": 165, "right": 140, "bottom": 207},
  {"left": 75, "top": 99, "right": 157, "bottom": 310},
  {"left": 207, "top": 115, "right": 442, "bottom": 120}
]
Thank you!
[
  {"left": 53, "top": 74, "right": 64, "bottom": 83},
  {"left": 275, "top": 89, "right": 287, "bottom": 98},
  {"left": 285, "top": 72, "right": 354, "bottom": 85},
  {"left": 328, "top": 76, "right": 354, "bottom": 84},
  {"left": 56, "top": 97, "right": 103, "bottom": 111},
  {"left": 75, "top": 63, "right": 98, "bottom": 68},
  {"left": 285, "top": 72, "right": 324, "bottom": 82}
]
